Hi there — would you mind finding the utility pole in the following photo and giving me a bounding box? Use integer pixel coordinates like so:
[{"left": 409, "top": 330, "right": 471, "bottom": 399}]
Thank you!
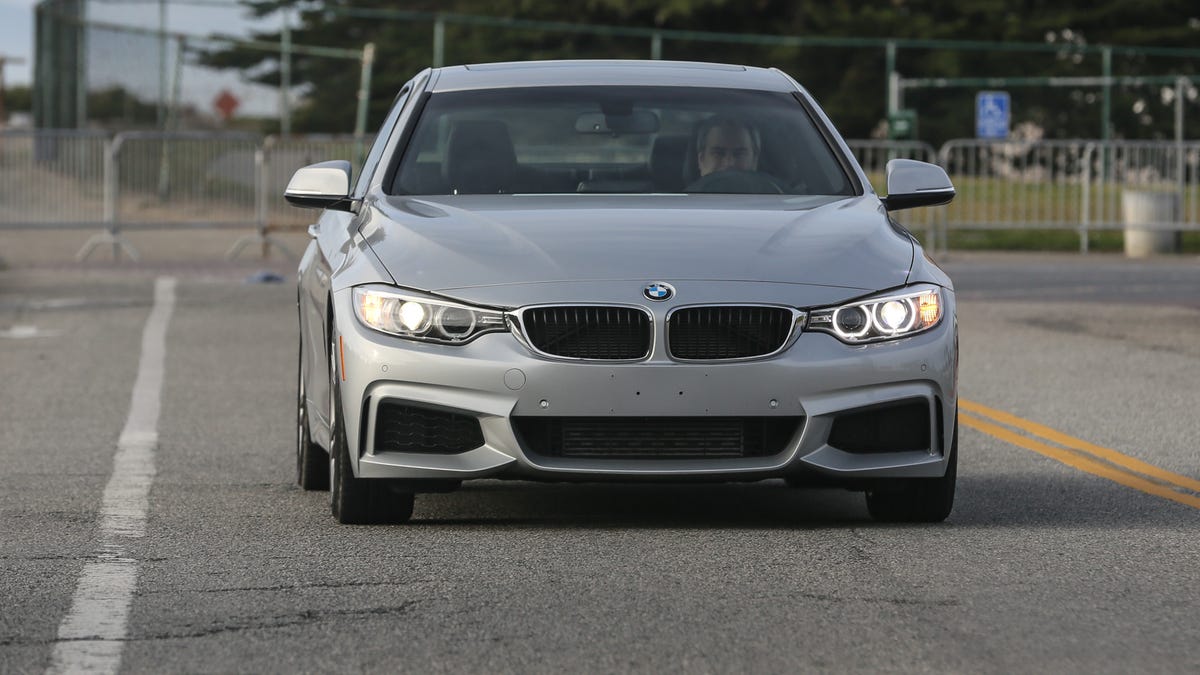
[
  {"left": 885, "top": 41, "right": 897, "bottom": 118},
  {"left": 280, "top": 7, "right": 292, "bottom": 136},
  {"left": 353, "top": 42, "right": 375, "bottom": 164},
  {"left": 158, "top": 0, "right": 167, "bottom": 130},
  {"left": 432, "top": 15, "right": 445, "bottom": 68}
]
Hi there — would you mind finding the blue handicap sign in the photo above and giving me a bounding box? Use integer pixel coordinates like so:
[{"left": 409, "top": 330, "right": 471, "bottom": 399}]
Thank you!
[{"left": 976, "top": 91, "right": 1010, "bottom": 139}]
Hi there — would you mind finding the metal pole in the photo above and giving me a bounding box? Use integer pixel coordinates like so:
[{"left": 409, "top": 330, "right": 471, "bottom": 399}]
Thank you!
[
  {"left": 1176, "top": 77, "right": 1185, "bottom": 145},
  {"left": 158, "top": 0, "right": 167, "bottom": 130},
  {"left": 107, "top": 138, "right": 118, "bottom": 259},
  {"left": 885, "top": 41, "right": 897, "bottom": 117},
  {"left": 432, "top": 16, "right": 445, "bottom": 67},
  {"left": 353, "top": 43, "right": 375, "bottom": 165},
  {"left": 76, "top": 0, "right": 87, "bottom": 127},
  {"left": 1176, "top": 77, "right": 1185, "bottom": 207},
  {"left": 1101, "top": 47, "right": 1112, "bottom": 142},
  {"left": 55, "top": 2, "right": 67, "bottom": 127},
  {"left": 651, "top": 32, "right": 662, "bottom": 60},
  {"left": 280, "top": 9, "right": 291, "bottom": 136},
  {"left": 900, "top": 74, "right": 1200, "bottom": 89},
  {"left": 32, "top": 5, "right": 43, "bottom": 128},
  {"left": 32, "top": 4, "right": 43, "bottom": 127},
  {"left": 1099, "top": 45, "right": 1108, "bottom": 180},
  {"left": 167, "top": 37, "right": 184, "bottom": 130},
  {"left": 157, "top": 37, "right": 184, "bottom": 201},
  {"left": 104, "top": 138, "right": 116, "bottom": 227},
  {"left": 1080, "top": 143, "right": 1093, "bottom": 254},
  {"left": 257, "top": 146, "right": 268, "bottom": 258},
  {"left": 256, "top": 146, "right": 267, "bottom": 239}
]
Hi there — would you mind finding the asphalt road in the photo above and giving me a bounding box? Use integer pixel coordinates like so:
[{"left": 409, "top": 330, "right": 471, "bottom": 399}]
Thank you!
[{"left": 1, "top": 252, "right": 1198, "bottom": 673}]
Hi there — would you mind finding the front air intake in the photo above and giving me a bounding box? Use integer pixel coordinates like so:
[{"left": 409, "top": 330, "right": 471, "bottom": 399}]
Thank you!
[
  {"left": 827, "top": 399, "right": 931, "bottom": 454},
  {"left": 513, "top": 416, "right": 802, "bottom": 460},
  {"left": 373, "top": 401, "right": 484, "bottom": 455}
]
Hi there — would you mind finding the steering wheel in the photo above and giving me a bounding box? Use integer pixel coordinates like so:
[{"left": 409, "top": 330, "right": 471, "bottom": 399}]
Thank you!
[{"left": 686, "top": 169, "right": 787, "bottom": 194}]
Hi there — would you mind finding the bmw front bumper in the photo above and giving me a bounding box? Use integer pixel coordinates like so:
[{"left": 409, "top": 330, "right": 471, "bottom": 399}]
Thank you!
[{"left": 332, "top": 289, "right": 958, "bottom": 484}]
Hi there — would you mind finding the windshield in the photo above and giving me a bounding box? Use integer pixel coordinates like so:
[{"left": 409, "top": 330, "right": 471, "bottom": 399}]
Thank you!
[{"left": 390, "top": 86, "right": 856, "bottom": 196}]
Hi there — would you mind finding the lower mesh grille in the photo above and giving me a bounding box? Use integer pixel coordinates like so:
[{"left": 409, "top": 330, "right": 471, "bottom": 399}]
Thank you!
[
  {"left": 513, "top": 416, "right": 802, "bottom": 460},
  {"left": 374, "top": 401, "right": 484, "bottom": 455}
]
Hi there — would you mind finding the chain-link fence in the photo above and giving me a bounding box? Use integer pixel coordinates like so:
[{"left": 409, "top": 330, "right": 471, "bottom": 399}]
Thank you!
[
  {"left": 33, "top": 0, "right": 370, "bottom": 136},
  {"left": 29, "top": 2, "right": 1200, "bottom": 145},
  {"left": 298, "top": 9, "right": 1200, "bottom": 143},
  {"left": 4, "top": 130, "right": 1198, "bottom": 260}
]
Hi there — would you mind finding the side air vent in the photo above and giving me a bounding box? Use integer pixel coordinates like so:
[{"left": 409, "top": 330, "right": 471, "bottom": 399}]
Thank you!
[{"left": 374, "top": 401, "right": 484, "bottom": 455}]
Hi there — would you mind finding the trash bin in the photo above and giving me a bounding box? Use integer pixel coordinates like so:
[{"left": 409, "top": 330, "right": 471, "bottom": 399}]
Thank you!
[{"left": 1122, "top": 190, "right": 1182, "bottom": 257}]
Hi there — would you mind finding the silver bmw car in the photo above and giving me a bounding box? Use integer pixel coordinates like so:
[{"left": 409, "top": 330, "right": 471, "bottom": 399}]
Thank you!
[{"left": 288, "top": 60, "right": 958, "bottom": 525}]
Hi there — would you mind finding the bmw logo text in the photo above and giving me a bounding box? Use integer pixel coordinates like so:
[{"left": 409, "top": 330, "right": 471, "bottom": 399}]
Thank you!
[{"left": 643, "top": 282, "right": 675, "bottom": 301}]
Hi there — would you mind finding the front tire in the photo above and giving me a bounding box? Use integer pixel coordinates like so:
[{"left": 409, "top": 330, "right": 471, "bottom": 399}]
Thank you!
[
  {"left": 327, "top": 333, "right": 414, "bottom": 525},
  {"left": 864, "top": 416, "right": 957, "bottom": 523},
  {"left": 296, "top": 355, "right": 329, "bottom": 491},
  {"left": 329, "top": 430, "right": 415, "bottom": 525}
]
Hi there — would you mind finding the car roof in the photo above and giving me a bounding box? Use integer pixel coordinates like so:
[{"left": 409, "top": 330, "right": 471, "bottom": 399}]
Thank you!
[{"left": 428, "top": 60, "right": 797, "bottom": 93}]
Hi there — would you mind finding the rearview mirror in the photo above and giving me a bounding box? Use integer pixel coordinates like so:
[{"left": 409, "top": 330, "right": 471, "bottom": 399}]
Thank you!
[
  {"left": 882, "top": 159, "right": 955, "bottom": 212},
  {"left": 284, "top": 160, "right": 354, "bottom": 211},
  {"left": 575, "top": 110, "right": 660, "bottom": 134}
]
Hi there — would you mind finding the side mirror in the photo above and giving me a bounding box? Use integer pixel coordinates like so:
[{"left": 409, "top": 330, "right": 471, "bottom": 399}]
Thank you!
[
  {"left": 284, "top": 160, "right": 354, "bottom": 211},
  {"left": 881, "top": 159, "right": 955, "bottom": 212}
]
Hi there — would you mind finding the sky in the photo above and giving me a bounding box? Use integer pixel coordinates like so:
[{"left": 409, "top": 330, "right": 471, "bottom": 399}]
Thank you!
[
  {"left": 0, "top": 0, "right": 37, "bottom": 85},
  {"left": 1, "top": 0, "right": 283, "bottom": 114}
]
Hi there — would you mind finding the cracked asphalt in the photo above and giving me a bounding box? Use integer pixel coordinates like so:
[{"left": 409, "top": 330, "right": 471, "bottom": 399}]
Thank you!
[{"left": 1, "top": 252, "right": 1198, "bottom": 673}]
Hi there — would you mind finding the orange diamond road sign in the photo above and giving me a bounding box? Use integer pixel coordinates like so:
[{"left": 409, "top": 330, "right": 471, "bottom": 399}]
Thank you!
[{"left": 214, "top": 89, "right": 240, "bottom": 120}]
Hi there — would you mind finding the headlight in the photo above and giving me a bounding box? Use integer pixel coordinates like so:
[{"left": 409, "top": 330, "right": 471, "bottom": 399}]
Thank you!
[
  {"left": 352, "top": 285, "right": 507, "bottom": 344},
  {"left": 806, "top": 286, "right": 944, "bottom": 344}
]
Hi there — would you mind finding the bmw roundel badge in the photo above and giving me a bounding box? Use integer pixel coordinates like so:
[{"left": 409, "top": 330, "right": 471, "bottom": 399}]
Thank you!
[{"left": 643, "top": 282, "right": 675, "bottom": 302}]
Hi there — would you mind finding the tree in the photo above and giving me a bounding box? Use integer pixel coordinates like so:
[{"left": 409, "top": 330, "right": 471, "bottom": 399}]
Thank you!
[
  {"left": 200, "top": 1, "right": 1200, "bottom": 141},
  {"left": 3, "top": 85, "right": 32, "bottom": 112}
]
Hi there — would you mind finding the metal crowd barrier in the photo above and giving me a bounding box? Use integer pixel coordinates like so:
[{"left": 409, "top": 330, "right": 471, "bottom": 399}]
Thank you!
[
  {"left": 261, "top": 135, "right": 359, "bottom": 230},
  {"left": 939, "top": 138, "right": 1200, "bottom": 252},
  {"left": 80, "top": 131, "right": 265, "bottom": 261},
  {"left": 846, "top": 140, "right": 941, "bottom": 248},
  {"left": 0, "top": 129, "right": 357, "bottom": 261},
  {"left": 0, "top": 129, "right": 109, "bottom": 228},
  {"left": 1080, "top": 141, "right": 1200, "bottom": 250},
  {"left": 2, "top": 130, "right": 1198, "bottom": 260}
]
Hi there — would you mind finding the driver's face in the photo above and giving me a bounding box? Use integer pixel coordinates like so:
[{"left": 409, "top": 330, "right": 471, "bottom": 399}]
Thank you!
[{"left": 698, "top": 126, "right": 757, "bottom": 176}]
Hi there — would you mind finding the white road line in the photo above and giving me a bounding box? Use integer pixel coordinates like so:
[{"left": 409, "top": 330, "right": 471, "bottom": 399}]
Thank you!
[{"left": 47, "top": 277, "right": 177, "bottom": 675}]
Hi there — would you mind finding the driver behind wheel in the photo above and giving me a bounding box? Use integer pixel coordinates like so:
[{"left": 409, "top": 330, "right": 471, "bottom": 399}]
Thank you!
[
  {"left": 695, "top": 115, "right": 760, "bottom": 177},
  {"left": 686, "top": 115, "right": 784, "bottom": 193}
]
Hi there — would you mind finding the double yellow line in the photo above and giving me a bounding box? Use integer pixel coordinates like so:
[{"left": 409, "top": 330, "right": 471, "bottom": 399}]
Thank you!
[{"left": 959, "top": 398, "right": 1200, "bottom": 510}]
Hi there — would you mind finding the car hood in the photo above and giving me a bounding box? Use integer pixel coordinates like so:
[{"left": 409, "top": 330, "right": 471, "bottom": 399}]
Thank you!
[{"left": 360, "top": 194, "right": 914, "bottom": 306}]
